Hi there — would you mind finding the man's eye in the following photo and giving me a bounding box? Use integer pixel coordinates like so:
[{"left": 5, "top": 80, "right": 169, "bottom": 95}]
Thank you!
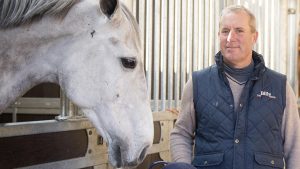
[
  {"left": 120, "top": 57, "right": 137, "bottom": 69},
  {"left": 222, "top": 30, "right": 229, "bottom": 34}
]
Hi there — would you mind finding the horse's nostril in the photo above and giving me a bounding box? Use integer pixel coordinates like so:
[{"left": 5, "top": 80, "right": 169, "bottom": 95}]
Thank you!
[
  {"left": 138, "top": 145, "right": 149, "bottom": 162},
  {"left": 114, "top": 145, "right": 122, "bottom": 168},
  {"left": 127, "top": 160, "right": 138, "bottom": 167}
]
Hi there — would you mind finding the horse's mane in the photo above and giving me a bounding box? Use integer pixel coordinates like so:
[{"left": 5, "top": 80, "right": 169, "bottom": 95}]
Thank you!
[
  {"left": 120, "top": 4, "right": 141, "bottom": 45},
  {"left": 0, "top": 0, "right": 78, "bottom": 28}
]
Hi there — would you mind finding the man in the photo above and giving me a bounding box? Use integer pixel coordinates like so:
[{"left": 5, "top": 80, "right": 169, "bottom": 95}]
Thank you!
[{"left": 170, "top": 5, "right": 300, "bottom": 169}]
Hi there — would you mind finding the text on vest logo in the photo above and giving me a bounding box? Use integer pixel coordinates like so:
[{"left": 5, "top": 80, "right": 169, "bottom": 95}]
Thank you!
[{"left": 257, "top": 91, "right": 276, "bottom": 99}]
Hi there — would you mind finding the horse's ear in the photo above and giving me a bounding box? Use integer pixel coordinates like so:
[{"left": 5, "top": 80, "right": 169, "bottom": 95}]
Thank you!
[{"left": 99, "top": 0, "right": 121, "bottom": 20}]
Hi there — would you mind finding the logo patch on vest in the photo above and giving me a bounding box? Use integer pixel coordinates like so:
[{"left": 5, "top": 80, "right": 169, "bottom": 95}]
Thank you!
[{"left": 257, "top": 91, "right": 276, "bottom": 99}]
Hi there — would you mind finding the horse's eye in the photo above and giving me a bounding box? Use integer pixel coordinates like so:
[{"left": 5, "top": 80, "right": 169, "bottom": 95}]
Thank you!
[{"left": 120, "top": 57, "right": 137, "bottom": 69}]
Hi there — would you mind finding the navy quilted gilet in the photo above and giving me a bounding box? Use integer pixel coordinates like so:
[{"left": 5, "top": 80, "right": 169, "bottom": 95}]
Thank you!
[{"left": 191, "top": 51, "right": 286, "bottom": 169}]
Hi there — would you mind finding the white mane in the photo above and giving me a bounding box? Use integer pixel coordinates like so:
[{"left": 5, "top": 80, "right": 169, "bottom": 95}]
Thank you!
[{"left": 0, "top": 0, "right": 78, "bottom": 28}]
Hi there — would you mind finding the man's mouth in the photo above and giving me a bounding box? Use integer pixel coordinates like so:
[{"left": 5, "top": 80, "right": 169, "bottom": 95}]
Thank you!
[{"left": 226, "top": 46, "right": 239, "bottom": 49}]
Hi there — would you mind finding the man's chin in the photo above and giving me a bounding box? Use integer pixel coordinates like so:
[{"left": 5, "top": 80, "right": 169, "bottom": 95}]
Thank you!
[{"left": 225, "top": 47, "right": 240, "bottom": 53}]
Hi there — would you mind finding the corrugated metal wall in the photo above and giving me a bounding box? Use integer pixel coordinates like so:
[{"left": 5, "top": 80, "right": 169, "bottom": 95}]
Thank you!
[{"left": 122, "top": 0, "right": 300, "bottom": 111}]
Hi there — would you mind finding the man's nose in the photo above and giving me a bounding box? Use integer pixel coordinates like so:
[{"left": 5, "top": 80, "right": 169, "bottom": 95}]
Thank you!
[{"left": 227, "top": 30, "right": 235, "bottom": 42}]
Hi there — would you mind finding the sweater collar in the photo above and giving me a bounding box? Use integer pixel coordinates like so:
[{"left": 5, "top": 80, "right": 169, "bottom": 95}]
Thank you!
[{"left": 215, "top": 51, "right": 266, "bottom": 80}]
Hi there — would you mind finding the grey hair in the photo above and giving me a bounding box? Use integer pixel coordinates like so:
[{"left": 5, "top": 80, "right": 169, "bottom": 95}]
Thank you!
[
  {"left": 219, "top": 5, "right": 257, "bottom": 33},
  {"left": 0, "top": 0, "right": 78, "bottom": 28}
]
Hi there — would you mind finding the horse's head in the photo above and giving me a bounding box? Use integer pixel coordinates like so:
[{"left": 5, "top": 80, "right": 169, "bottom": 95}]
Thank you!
[{"left": 57, "top": 0, "right": 153, "bottom": 167}]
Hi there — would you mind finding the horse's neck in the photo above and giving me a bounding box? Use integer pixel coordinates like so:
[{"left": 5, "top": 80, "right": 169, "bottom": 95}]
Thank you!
[
  {"left": 0, "top": 55, "right": 57, "bottom": 113},
  {"left": 0, "top": 29, "right": 59, "bottom": 113},
  {"left": 0, "top": 0, "right": 103, "bottom": 112}
]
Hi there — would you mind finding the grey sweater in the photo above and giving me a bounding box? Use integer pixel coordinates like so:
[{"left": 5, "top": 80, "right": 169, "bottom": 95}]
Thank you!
[{"left": 170, "top": 77, "right": 300, "bottom": 169}]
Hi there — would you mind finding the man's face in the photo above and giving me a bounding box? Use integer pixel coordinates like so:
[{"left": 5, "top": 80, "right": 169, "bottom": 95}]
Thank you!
[{"left": 218, "top": 11, "right": 258, "bottom": 68}]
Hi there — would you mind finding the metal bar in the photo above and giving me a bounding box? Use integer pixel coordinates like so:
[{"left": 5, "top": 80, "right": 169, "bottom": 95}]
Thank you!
[
  {"left": 208, "top": 0, "right": 214, "bottom": 65},
  {"left": 60, "top": 89, "right": 66, "bottom": 118},
  {"left": 274, "top": 0, "right": 281, "bottom": 72},
  {"left": 193, "top": 0, "right": 199, "bottom": 72},
  {"left": 174, "top": 0, "right": 181, "bottom": 107},
  {"left": 0, "top": 118, "right": 92, "bottom": 137},
  {"left": 270, "top": 0, "right": 275, "bottom": 69},
  {"left": 295, "top": 0, "right": 300, "bottom": 96},
  {"left": 214, "top": 1, "right": 220, "bottom": 54},
  {"left": 198, "top": 0, "right": 204, "bottom": 70},
  {"left": 280, "top": 0, "right": 288, "bottom": 74},
  {"left": 4, "top": 108, "right": 59, "bottom": 115},
  {"left": 5, "top": 98, "right": 59, "bottom": 109},
  {"left": 138, "top": 0, "right": 145, "bottom": 63},
  {"left": 204, "top": 0, "right": 210, "bottom": 67},
  {"left": 287, "top": 0, "right": 298, "bottom": 90},
  {"left": 153, "top": 0, "right": 161, "bottom": 111},
  {"left": 256, "top": 0, "right": 263, "bottom": 54},
  {"left": 186, "top": 0, "right": 193, "bottom": 78},
  {"left": 167, "top": 0, "right": 175, "bottom": 108},
  {"left": 263, "top": 0, "right": 270, "bottom": 66},
  {"left": 57, "top": 90, "right": 77, "bottom": 120},
  {"left": 160, "top": 0, "right": 167, "bottom": 111},
  {"left": 145, "top": 0, "right": 153, "bottom": 102},
  {"left": 180, "top": 0, "right": 187, "bottom": 96}
]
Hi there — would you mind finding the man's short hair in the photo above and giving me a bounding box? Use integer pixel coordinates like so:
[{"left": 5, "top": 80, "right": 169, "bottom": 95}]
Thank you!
[{"left": 220, "top": 5, "right": 257, "bottom": 33}]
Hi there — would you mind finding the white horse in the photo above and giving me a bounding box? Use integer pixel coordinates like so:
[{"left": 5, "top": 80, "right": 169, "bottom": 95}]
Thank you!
[{"left": 0, "top": 0, "right": 153, "bottom": 168}]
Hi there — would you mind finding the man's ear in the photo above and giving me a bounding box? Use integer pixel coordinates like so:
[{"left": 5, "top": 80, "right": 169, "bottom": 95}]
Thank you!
[{"left": 253, "top": 31, "right": 258, "bottom": 43}]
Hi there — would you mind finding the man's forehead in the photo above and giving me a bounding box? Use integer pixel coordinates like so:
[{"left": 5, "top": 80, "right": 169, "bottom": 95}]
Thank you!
[{"left": 220, "top": 11, "right": 251, "bottom": 29}]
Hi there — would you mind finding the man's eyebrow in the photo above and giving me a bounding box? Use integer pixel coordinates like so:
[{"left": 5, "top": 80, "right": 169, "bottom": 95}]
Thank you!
[
  {"left": 221, "top": 26, "right": 246, "bottom": 30},
  {"left": 221, "top": 27, "right": 230, "bottom": 29}
]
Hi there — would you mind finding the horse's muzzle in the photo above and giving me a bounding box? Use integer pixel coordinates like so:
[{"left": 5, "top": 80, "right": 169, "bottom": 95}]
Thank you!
[{"left": 110, "top": 144, "right": 150, "bottom": 168}]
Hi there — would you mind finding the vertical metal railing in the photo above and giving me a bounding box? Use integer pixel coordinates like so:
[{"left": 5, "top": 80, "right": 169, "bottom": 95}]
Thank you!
[
  {"left": 287, "top": 0, "right": 299, "bottom": 94},
  {"left": 167, "top": 0, "right": 175, "bottom": 108},
  {"left": 174, "top": 0, "right": 181, "bottom": 108},
  {"left": 133, "top": 0, "right": 225, "bottom": 111},
  {"left": 56, "top": 90, "right": 78, "bottom": 120},
  {"left": 160, "top": 0, "right": 167, "bottom": 111}
]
